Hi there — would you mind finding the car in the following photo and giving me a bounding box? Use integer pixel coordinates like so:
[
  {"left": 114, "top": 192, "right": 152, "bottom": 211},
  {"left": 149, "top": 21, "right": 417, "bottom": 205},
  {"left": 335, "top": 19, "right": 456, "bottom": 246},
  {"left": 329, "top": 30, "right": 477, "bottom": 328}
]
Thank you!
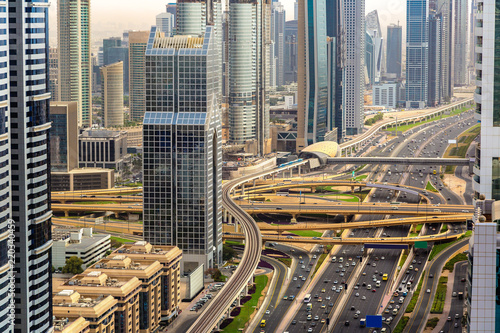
[
  {"left": 318, "top": 297, "right": 322, "bottom": 302},
  {"left": 362, "top": 272, "right": 366, "bottom": 276},
  {"left": 355, "top": 293, "right": 359, "bottom": 297},
  {"left": 455, "top": 314, "right": 460, "bottom": 319},
  {"left": 454, "top": 323, "right": 459, "bottom": 328},
  {"left": 306, "top": 268, "right": 311, "bottom": 272},
  {"left": 429, "top": 274, "right": 434, "bottom": 278},
  {"left": 301, "top": 265, "right": 306, "bottom": 269},
  {"left": 314, "top": 294, "right": 319, "bottom": 298},
  {"left": 390, "top": 300, "right": 395, "bottom": 304},
  {"left": 426, "top": 289, "right": 431, "bottom": 293},
  {"left": 415, "top": 267, "right": 419, "bottom": 272},
  {"left": 297, "top": 285, "right": 301, "bottom": 288},
  {"left": 354, "top": 285, "right": 359, "bottom": 290},
  {"left": 321, "top": 288, "right": 326, "bottom": 293},
  {"left": 293, "top": 277, "right": 297, "bottom": 281},
  {"left": 329, "top": 302, "right": 334, "bottom": 307},
  {"left": 344, "top": 321, "right": 350, "bottom": 326},
  {"left": 447, "top": 317, "right": 452, "bottom": 322},
  {"left": 332, "top": 286, "right": 336, "bottom": 291},
  {"left": 372, "top": 289, "right": 377, "bottom": 292},
  {"left": 321, "top": 319, "right": 326, "bottom": 324},
  {"left": 302, "top": 277, "right": 306, "bottom": 281},
  {"left": 314, "top": 315, "right": 319, "bottom": 321},
  {"left": 354, "top": 313, "right": 359, "bottom": 319},
  {"left": 283, "top": 295, "right": 288, "bottom": 300},
  {"left": 461, "top": 278, "right": 466, "bottom": 282},
  {"left": 384, "top": 309, "right": 390, "bottom": 314},
  {"left": 265, "top": 310, "right": 270, "bottom": 315},
  {"left": 313, "top": 255, "right": 317, "bottom": 259},
  {"left": 289, "top": 295, "right": 295, "bottom": 300},
  {"left": 372, "top": 263, "right": 377, "bottom": 267},
  {"left": 326, "top": 296, "right": 331, "bottom": 300},
  {"left": 334, "top": 280, "right": 338, "bottom": 284},
  {"left": 308, "top": 328, "right": 313, "bottom": 333},
  {"left": 452, "top": 292, "right": 457, "bottom": 297},
  {"left": 291, "top": 320, "right": 297, "bottom": 325},
  {"left": 321, "top": 304, "right": 326, "bottom": 309}
]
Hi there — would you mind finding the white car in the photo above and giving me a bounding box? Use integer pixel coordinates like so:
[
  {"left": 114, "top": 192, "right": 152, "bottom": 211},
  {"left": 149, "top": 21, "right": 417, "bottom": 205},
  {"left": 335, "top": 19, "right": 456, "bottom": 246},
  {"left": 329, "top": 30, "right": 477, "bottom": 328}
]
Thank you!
[{"left": 265, "top": 310, "right": 270, "bottom": 315}]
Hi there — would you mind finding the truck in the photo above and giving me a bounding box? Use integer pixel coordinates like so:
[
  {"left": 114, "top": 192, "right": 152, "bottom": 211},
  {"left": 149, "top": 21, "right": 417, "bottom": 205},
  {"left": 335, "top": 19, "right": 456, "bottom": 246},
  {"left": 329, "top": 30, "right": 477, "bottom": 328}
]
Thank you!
[
  {"left": 360, "top": 318, "right": 366, "bottom": 327},
  {"left": 306, "top": 303, "right": 313, "bottom": 311},
  {"left": 458, "top": 292, "right": 464, "bottom": 300}
]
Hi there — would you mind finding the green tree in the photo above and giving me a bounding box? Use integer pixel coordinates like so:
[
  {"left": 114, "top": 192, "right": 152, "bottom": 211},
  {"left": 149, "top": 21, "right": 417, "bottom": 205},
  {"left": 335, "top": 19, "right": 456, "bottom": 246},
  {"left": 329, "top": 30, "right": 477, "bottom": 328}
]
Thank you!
[
  {"left": 62, "top": 256, "right": 84, "bottom": 274},
  {"left": 223, "top": 245, "right": 236, "bottom": 261}
]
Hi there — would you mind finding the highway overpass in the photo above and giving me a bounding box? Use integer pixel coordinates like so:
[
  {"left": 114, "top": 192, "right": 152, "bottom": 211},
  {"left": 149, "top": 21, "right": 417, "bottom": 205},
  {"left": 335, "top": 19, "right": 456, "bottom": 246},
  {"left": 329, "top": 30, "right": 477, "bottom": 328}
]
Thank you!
[{"left": 326, "top": 156, "right": 471, "bottom": 168}]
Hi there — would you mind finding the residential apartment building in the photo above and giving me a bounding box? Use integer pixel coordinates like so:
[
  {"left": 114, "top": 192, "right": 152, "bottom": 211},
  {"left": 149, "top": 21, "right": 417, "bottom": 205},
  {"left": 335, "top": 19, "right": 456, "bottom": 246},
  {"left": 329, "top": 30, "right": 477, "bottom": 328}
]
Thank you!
[
  {"left": 79, "top": 129, "right": 128, "bottom": 172},
  {"left": 372, "top": 83, "right": 398, "bottom": 109},
  {"left": 112, "top": 241, "right": 182, "bottom": 321},
  {"left": 54, "top": 317, "right": 90, "bottom": 333}
]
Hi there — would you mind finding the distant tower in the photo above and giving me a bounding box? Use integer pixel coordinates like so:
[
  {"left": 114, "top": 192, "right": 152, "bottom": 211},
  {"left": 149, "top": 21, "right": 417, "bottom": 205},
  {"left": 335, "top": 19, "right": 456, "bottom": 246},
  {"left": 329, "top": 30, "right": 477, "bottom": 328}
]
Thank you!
[
  {"left": 101, "top": 62, "right": 124, "bottom": 127},
  {"left": 271, "top": 2, "right": 286, "bottom": 87},
  {"left": 156, "top": 12, "right": 174, "bottom": 35},
  {"left": 453, "top": 0, "right": 468, "bottom": 86},
  {"left": 49, "top": 47, "right": 59, "bottom": 101},
  {"left": 128, "top": 31, "right": 150, "bottom": 121},
  {"left": 406, "top": 0, "right": 429, "bottom": 108},
  {"left": 365, "top": 10, "right": 383, "bottom": 85},
  {"left": 343, "top": 0, "right": 365, "bottom": 135},
  {"left": 58, "top": 0, "right": 92, "bottom": 127},
  {"left": 386, "top": 24, "right": 402, "bottom": 78},
  {"left": 228, "top": 0, "right": 271, "bottom": 155}
]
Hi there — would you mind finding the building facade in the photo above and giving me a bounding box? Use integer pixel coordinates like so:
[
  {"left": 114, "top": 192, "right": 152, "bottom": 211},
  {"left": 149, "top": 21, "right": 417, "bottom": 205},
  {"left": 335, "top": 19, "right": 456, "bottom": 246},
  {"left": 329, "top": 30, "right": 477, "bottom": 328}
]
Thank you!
[
  {"left": 472, "top": 0, "right": 500, "bottom": 200},
  {"left": 365, "top": 10, "right": 383, "bottom": 85},
  {"left": 128, "top": 31, "right": 150, "bottom": 122},
  {"left": 50, "top": 47, "right": 59, "bottom": 101},
  {"left": 228, "top": 0, "right": 271, "bottom": 155},
  {"left": 428, "top": 13, "right": 443, "bottom": 107},
  {"left": 10, "top": 1, "right": 54, "bottom": 331},
  {"left": 52, "top": 228, "right": 111, "bottom": 270},
  {"left": 284, "top": 20, "right": 298, "bottom": 84},
  {"left": 453, "top": 0, "right": 468, "bottom": 86},
  {"left": 271, "top": 2, "right": 285, "bottom": 87},
  {"left": 78, "top": 130, "right": 128, "bottom": 172},
  {"left": 101, "top": 62, "right": 124, "bottom": 127},
  {"left": 435, "top": 0, "right": 454, "bottom": 101},
  {"left": 342, "top": 0, "right": 365, "bottom": 135},
  {"left": 372, "top": 83, "right": 398, "bottom": 108},
  {"left": 156, "top": 12, "right": 175, "bottom": 35},
  {"left": 386, "top": 24, "right": 402, "bottom": 79},
  {"left": 143, "top": 27, "right": 223, "bottom": 271},
  {"left": 58, "top": 0, "right": 92, "bottom": 127},
  {"left": 406, "top": 0, "right": 429, "bottom": 108},
  {"left": 50, "top": 102, "right": 79, "bottom": 172}
]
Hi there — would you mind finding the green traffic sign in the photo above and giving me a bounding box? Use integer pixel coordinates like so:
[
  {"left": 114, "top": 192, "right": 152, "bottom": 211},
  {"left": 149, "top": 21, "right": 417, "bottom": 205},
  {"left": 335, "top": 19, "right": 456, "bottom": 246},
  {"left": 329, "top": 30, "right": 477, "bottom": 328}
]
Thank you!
[{"left": 415, "top": 241, "right": 428, "bottom": 249}]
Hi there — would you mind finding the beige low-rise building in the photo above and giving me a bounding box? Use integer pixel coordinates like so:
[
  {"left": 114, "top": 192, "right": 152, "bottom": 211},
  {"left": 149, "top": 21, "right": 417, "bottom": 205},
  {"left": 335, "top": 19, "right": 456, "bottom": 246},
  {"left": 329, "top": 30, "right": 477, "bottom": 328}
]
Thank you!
[
  {"left": 87, "top": 255, "right": 163, "bottom": 332},
  {"left": 112, "top": 241, "right": 182, "bottom": 321},
  {"left": 53, "top": 317, "right": 90, "bottom": 333},
  {"left": 53, "top": 290, "right": 117, "bottom": 333},
  {"left": 56, "top": 272, "right": 142, "bottom": 333}
]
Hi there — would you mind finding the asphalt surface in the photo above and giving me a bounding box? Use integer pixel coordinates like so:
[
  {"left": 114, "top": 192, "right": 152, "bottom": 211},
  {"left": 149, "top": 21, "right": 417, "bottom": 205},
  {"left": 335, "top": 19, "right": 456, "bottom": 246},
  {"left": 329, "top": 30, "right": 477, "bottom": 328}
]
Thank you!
[
  {"left": 405, "top": 239, "right": 470, "bottom": 333},
  {"left": 440, "top": 261, "right": 468, "bottom": 332},
  {"left": 253, "top": 109, "right": 475, "bottom": 332},
  {"left": 253, "top": 244, "right": 316, "bottom": 333}
]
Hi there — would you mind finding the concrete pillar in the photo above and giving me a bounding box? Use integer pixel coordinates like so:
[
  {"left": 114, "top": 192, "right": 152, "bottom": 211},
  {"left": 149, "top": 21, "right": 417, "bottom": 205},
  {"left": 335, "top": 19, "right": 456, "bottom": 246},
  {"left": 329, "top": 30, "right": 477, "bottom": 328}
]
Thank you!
[
  {"left": 253, "top": 179, "right": 256, "bottom": 187},
  {"left": 241, "top": 184, "right": 245, "bottom": 196},
  {"left": 272, "top": 173, "right": 275, "bottom": 181},
  {"left": 298, "top": 166, "right": 301, "bottom": 175},
  {"left": 290, "top": 168, "right": 293, "bottom": 178},
  {"left": 223, "top": 209, "right": 227, "bottom": 222},
  {"left": 65, "top": 211, "right": 69, "bottom": 217},
  {"left": 234, "top": 222, "right": 238, "bottom": 233}
]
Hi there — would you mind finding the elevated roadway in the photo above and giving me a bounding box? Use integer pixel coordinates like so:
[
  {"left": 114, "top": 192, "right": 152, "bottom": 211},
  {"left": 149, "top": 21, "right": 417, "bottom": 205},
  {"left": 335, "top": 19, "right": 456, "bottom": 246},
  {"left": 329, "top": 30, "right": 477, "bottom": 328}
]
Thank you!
[
  {"left": 51, "top": 201, "right": 473, "bottom": 216},
  {"left": 338, "top": 98, "right": 473, "bottom": 155},
  {"left": 53, "top": 187, "right": 142, "bottom": 195},
  {"left": 326, "top": 156, "right": 470, "bottom": 168},
  {"left": 256, "top": 214, "right": 470, "bottom": 231},
  {"left": 223, "top": 230, "right": 463, "bottom": 245},
  {"left": 51, "top": 194, "right": 142, "bottom": 203}
]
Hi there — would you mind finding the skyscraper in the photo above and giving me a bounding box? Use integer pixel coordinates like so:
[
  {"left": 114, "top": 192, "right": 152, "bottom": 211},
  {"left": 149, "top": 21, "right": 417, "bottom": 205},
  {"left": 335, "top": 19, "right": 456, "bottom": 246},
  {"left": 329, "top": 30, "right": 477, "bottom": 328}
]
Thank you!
[
  {"left": 428, "top": 13, "right": 443, "bottom": 106},
  {"left": 143, "top": 27, "right": 223, "bottom": 272},
  {"left": 284, "top": 20, "right": 298, "bottom": 84},
  {"left": 472, "top": 0, "right": 500, "bottom": 201},
  {"left": 49, "top": 47, "right": 59, "bottom": 101},
  {"left": 434, "top": 0, "right": 454, "bottom": 101},
  {"left": 365, "top": 10, "right": 383, "bottom": 85},
  {"left": 228, "top": 0, "right": 271, "bottom": 155},
  {"left": 297, "top": 0, "right": 329, "bottom": 149},
  {"left": 343, "top": 0, "right": 365, "bottom": 135},
  {"left": 156, "top": 12, "right": 175, "bottom": 35},
  {"left": 406, "top": 0, "right": 429, "bottom": 109},
  {"left": 453, "top": 0, "right": 468, "bottom": 86},
  {"left": 101, "top": 62, "right": 124, "bottom": 127},
  {"left": 128, "top": 31, "right": 150, "bottom": 122},
  {"left": 102, "top": 37, "right": 122, "bottom": 66},
  {"left": 386, "top": 24, "right": 402, "bottom": 79},
  {"left": 271, "top": 2, "right": 285, "bottom": 87},
  {"left": 58, "top": 0, "right": 92, "bottom": 127},
  {"left": 10, "top": 1, "right": 53, "bottom": 331}
]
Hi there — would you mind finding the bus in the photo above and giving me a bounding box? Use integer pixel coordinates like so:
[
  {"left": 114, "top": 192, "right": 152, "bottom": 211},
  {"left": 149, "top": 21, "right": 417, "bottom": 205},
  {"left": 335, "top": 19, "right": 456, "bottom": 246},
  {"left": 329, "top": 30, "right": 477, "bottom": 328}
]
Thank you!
[
  {"left": 304, "top": 294, "right": 312, "bottom": 303},
  {"left": 306, "top": 303, "right": 313, "bottom": 311}
]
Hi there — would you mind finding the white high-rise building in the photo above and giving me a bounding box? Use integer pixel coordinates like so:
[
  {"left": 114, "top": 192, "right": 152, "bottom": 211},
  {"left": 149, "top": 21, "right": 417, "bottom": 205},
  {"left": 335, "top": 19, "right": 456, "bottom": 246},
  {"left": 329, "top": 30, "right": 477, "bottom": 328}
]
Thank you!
[
  {"left": 156, "top": 12, "right": 175, "bottom": 35},
  {"left": 343, "top": 0, "right": 365, "bottom": 135},
  {"left": 228, "top": 0, "right": 271, "bottom": 155},
  {"left": 58, "top": 0, "right": 92, "bottom": 127},
  {"left": 472, "top": 0, "right": 500, "bottom": 201},
  {"left": 453, "top": 0, "right": 468, "bottom": 86},
  {"left": 365, "top": 10, "right": 383, "bottom": 85}
]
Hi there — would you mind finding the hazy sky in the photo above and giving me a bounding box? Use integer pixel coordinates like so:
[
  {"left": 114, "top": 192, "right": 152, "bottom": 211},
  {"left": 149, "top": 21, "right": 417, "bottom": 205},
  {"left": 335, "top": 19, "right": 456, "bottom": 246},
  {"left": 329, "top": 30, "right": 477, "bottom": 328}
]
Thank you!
[{"left": 49, "top": 0, "right": 406, "bottom": 50}]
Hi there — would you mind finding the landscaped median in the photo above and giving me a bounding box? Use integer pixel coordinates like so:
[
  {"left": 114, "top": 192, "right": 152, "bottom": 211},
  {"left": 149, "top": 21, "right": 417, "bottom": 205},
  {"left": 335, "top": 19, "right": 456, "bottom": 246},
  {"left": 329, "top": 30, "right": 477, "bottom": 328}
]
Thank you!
[
  {"left": 430, "top": 276, "right": 448, "bottom": 313},
  {"left": 220, "top": 275, "right": 269, "bottom": 333}
]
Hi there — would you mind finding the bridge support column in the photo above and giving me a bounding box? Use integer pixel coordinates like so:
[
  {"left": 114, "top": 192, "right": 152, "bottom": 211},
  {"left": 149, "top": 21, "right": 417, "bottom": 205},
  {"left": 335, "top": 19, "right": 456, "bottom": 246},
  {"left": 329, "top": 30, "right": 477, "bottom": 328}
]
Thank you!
[
  {"left": 223, "top": 209, "right": 227, "bottom": 222},
  {"left": 311, "top": 186, "right": 316, "bottom": 193},
  {"left": 234, "top": 222, "right": 239, "bottom": 233},
  {"left": 351, "top": 186, "right": 355, "bottom": 193},
  {"left": 272, "top": 173, "right": 275, "bottom": 181},
  {"left": 290, "top": 169, "right": 293, "bottom": 178},
  {"left": 298, "top": 166, "right": 301, "bottom": 175},
  {"left": 114, "top": 213, "right": 120, "bottom": 219},
  {"left": 241, "top": 184, "right": 245, "bottom": 196},
  {"left": 262, "top": 240, "right": 267, "bottom": 250},
  {"left": 65, "top": 211, "right": 69, "bottom": 217},
  {"left": 411, "top": 224, "right": 417, "bottom": 234},
  {"left": 253, "top": 179, "right": 256, "bottom": 187}
]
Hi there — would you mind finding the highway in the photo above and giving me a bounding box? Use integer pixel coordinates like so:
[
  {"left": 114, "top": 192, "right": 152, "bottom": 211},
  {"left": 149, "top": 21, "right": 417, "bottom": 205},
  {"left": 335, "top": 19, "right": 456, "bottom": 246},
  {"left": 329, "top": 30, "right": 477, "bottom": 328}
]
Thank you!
[{"left": 439, "top": 261, "right": 467, "bottom": 332}]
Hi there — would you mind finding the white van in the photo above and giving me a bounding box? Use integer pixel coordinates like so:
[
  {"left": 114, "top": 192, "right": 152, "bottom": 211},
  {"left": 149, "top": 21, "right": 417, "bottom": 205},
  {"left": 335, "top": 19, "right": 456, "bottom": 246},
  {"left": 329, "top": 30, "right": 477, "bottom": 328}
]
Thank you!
[
  {"left": 376, "top": 280, "right": 381, "bottom": 287},
  {"left": 339, "top": 257, "right": 344, "bottom": 263},
  {"left": 331, "top": 256, "right": 337, "bottom": 263}
]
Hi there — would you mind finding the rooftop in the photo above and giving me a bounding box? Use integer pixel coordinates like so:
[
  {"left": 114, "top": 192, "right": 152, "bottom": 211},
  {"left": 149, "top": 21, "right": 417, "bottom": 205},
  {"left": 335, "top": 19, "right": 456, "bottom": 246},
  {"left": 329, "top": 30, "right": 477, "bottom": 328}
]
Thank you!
[{"left": 53, "top": 317, "right": 89, "bottom": 333}]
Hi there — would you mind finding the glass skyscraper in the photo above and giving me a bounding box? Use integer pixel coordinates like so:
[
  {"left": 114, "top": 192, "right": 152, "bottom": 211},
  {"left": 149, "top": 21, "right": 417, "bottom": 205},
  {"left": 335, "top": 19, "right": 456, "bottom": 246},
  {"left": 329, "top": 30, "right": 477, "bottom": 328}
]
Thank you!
[
  {"left": 143, "top": 27, "right": 223, "bottom": 272},
  {"left": 386, "top": 24, "right": 402, "bottom": 78},
  {"left": 406, "top": 0, "right": 429, "bottom": 109}
]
